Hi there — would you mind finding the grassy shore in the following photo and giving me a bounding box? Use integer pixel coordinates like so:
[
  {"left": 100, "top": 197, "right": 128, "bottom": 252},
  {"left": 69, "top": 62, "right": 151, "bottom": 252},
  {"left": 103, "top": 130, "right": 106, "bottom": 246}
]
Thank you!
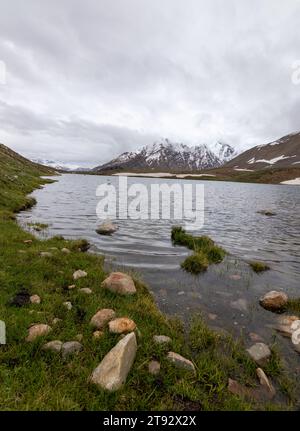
[{"left": 0, "top": 144, "right": 296, "bottom": 410}]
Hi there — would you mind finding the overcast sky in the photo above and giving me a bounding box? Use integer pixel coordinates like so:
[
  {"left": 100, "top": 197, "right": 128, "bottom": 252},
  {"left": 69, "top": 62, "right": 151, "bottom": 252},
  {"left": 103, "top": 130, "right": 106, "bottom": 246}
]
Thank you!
[{"left": 0, "top": 0, "right": 299, "bottom": 167}]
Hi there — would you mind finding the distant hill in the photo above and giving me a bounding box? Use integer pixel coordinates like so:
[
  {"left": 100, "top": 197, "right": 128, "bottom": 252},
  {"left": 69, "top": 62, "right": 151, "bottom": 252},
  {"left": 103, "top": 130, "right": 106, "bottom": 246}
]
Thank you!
[
  {"left": 225, "top": 132, "right": 300, "bottom": 170},
  {"left": 93, "top": 139, "right": 237, "bottom": 173},
  {"left": 0, "top": 144, "right": 54, "bottom": 175}
]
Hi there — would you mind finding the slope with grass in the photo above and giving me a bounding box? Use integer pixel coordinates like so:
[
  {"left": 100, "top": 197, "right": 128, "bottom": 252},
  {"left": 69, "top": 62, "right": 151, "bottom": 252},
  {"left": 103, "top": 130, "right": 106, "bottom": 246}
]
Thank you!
[{"left": 0, "top": 144, "right": 296, "bottom": 410}]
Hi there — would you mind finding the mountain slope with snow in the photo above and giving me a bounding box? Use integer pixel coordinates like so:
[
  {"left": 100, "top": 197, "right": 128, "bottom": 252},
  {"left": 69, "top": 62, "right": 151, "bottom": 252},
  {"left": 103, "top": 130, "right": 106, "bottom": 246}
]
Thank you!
[
  {"left": 93, "top": 139, "right": 236, "bottom": 173},
  {"left": 225, "top": 132, "right": 300, "bottom": 170}
]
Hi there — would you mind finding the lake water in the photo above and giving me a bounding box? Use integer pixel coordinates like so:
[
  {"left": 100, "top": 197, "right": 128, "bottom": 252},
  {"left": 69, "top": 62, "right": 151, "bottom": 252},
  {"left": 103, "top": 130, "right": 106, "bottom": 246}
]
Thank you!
[{"left": 18, "top": 174, "right": 300, "bottom": 357}]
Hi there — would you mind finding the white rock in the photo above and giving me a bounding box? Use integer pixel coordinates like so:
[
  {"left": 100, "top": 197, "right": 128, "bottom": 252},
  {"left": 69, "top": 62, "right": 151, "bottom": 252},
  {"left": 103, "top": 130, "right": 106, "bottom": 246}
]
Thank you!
[
  {"left": 166, "top": 352, "right": 195, "bottom": 372},
  {"left": 63, "top": 301, "right": 72, "bottom": 310},
  {"left": 61, "top": 248, "right": 71, "bottom": 254},
  {"left": 153, "top": 335, "right": 172, "bottom": 345},
  {"left": 96, "top": 221, "right": 118, "bottom": 235},
  {"left": 246, "top": 343, "right": 271, "bottom": 366},
  {"left": 73, "top": 270, "right": 87, "bottom": 280},
  {"left": 90, "top": 332, "right": 137, "bottom": 391},
  {"left": 30, "top": 294, "right": 41, "bottom": 304},
  {"left": 79, "top": 288, "right": 92, "bottom": 294}
]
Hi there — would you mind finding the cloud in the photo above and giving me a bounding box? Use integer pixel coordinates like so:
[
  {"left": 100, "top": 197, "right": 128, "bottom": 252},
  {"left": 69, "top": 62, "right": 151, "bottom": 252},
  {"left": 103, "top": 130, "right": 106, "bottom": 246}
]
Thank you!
[{"left": 0, "top": 0, "right": 299, "bottom": 165}]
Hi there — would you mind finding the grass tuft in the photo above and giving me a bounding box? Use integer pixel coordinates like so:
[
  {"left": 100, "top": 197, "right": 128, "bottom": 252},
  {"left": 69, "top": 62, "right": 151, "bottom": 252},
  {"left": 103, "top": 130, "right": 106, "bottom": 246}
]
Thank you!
[{"left": 249, "top": 261, "right": 270, "bottom": 273}]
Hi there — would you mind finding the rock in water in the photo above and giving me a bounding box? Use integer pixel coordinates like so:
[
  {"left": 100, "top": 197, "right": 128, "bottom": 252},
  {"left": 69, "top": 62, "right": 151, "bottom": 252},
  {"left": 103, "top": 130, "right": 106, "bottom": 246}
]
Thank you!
[
  {"left": 101, "top": 272, "right": 136, "bottom": 295},
  {"left": 96, "top": 221, "right": 118, "bottom": 235},
  {"left": 26, "top": 324, "right": 52, "bottom": 342},
  {"left": 108, "top": 318, "right": 136, "bottom": 334},
  {"left": 90, "top": 332, "right": 137, "bottom": 391},
  {"left": 246, "top": 343, "right": 271, "bottom": 366},
  {"left": 73, "top": 270, "right": 87, "bottom": 280},
  {"left": 274, "top": 315, "right": 300, "bottom": 337},
  {"left": 166, "top": 352, "right": 195, "bottom": 372},
  {"left": 259, "top": 291, "right": 288, "bottom": 312},
  {"left": 62, "top": 341, "right": 83, "bottom": 359},
  {"left": 90, "top": 309, "right": 116, "bottom": 329}
]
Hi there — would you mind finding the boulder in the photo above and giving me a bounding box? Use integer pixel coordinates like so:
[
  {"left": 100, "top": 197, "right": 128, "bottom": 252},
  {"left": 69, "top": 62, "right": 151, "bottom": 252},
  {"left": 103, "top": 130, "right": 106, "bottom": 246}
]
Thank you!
[
  {"left": 108, "top": 318, "right": 136, "bottom": 334},
  {"left": 153, "top": 335, "right": 172, "bottom": 345},
  {"left": 73, "top": 270, "right": 87, "bottom": 280},
  {"left": 26, "top": 324, "right": 52, "bottom": 342},
  {"left": 96, "top": 221, "right": 118, "bottom": 235},
  {"left": 259, "top": 291, "right": 288, "bottom": 312},
  {"left": 246, "top": 343, "right": 271, "bottom": 366},
  {"left": 30, "top": 294, "right": 41, "bottom": 304},
  {"left": 148, "top": 360, "right": 160, "bottom": 375},
  {"left": 90, "top": 332, "right": 137, "bottom": 391},
  {"left": 90, "top": 309, "right": 116, "bottom": 329},
  {"left": 42, "top": 340, "right": 63, "bottom": 353},
  {"left": 62, "top": 341, "right": 83, "bottom": 359},
  {"left": 101, "top": 272, "right": 136, "bottom": 295},
  {"left": 166, "top": 352, "right": 195, "bottom": 372}
]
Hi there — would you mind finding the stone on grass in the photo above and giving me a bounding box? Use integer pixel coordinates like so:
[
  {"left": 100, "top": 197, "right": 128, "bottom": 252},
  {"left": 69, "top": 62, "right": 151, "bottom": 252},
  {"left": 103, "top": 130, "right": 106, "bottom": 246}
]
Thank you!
[
  {"left": 52, "top": 317, "right": 62, "bottom": 325},
  {"left": 42, "top": 340, "right": 63, "bottom": 353},
  {"left": 30, "top": 294, "right": 41, "bottom": 304},
  {"left": 62, "top": 341, "right": 83, "bottom": 359},
  {"left": 153, "top": 335, "right": 172, "bottom": 345},
  {"left": 256, "top": 368, "right": 275, "bottom": 398},
  {"left": 96, "top": 221, "right": 118, "bottom": 235},
  {"left": 80, "top": 288, "right": 92, "bottom": 295},
  {"left": 108, "top": 318, "right": 136, "bottom": 334},
  {"left": 259, "top": 291, "right": 288, "bottom": 312},
  {"left": 23, "top": 240, "right": 33, "bottom": 244},
  {"left": 61, "top": 248, "right": 71, "bottom": 254},
  {"left": 167, "top": 352, "right": 195, "bottom": 372},
  {"left": 101, "top": 272, "right": 136, "bottom": 295},
  {"left": 26, "top": 324, "right": 52, "bottom": 342},
  {"left": 90, "top": 332, "right": 137, "bottom": 391},
  {"left": 63, "top": 301, "right": 72, "bottom": 310},
  {"left": 246, "top": 343, "right": 271, "bottom": 366},
  {"left": 73, "top": 270, "right": 87, "bottom": 280},
  {"left": 90, "top": 308, "right": 116, "bottom": 329},
  {"left": 93, "top": 330, "right": 104, "bottom": 339},
  {"left": 40, "top": 252, "right": 52, "bottom": 258},
  {"left": 68, "top": 285, "right": 76, "bottom": 290},
  {"left": 148, "top": 360, "right": 160, "bottom": 375}
]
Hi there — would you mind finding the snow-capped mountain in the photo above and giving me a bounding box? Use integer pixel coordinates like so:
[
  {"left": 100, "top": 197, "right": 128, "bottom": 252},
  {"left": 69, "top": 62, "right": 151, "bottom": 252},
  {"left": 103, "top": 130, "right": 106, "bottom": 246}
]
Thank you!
[
  {"left": 212, "top": 141, "right": 237, "bottom": 163},
  {"left": 32, "top": 159, "right": 84, "bottom": 172},
  {"left": 93, "top": 139, "right": 236, "bottom": 173},
  {"left": 225, "top": 132, "right": 300, "bottom": 170}
]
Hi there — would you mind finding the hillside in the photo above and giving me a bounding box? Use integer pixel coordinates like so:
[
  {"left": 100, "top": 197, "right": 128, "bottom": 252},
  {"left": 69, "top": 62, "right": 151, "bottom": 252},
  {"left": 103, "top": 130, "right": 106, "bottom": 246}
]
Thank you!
[
  {"left": 93, "top": 139, "right": 236, "bottom": 173},
  {"left": 226, "top": 132, "right": 300, "bottom": 170}
]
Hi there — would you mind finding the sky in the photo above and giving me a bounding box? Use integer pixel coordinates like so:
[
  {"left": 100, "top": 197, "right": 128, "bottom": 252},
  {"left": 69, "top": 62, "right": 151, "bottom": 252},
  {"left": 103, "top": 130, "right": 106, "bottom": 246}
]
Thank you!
[{"left": 0, "top": 0, "right": 300, "bottom": 168}]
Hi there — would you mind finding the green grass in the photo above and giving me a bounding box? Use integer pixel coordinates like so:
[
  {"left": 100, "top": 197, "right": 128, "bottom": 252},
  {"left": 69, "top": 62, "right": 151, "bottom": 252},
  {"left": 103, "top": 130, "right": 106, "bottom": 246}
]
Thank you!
[
  {"left": 0, "top": 143, "right": 295, "bottom": 410},
  {"left": 249, "top": 261, "right": 270, "bottom": 273},
  {"left": 172, "top": 226, "right": 226, "bottom": 274},
  {"left": 285, "top": 299, "right": 300, "bottom": 314}
]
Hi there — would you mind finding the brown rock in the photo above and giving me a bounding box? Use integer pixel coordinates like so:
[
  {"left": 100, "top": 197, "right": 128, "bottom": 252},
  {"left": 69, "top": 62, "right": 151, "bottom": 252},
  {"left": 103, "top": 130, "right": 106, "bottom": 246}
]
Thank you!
[
  {"left": 259, "top": 291, "right": 288, "bottom": 312},
  {"left": 101, "top": 272, "right": 136, "bottom": 295},
  {"left": 90, "top": 309, "right": 116, "bottom": 329},
  {"left": 108, "top": 317, "right": 136, "bottom": 334},
  {"left": 26, "top": 324, "right": 52, "bottom": 342}
]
